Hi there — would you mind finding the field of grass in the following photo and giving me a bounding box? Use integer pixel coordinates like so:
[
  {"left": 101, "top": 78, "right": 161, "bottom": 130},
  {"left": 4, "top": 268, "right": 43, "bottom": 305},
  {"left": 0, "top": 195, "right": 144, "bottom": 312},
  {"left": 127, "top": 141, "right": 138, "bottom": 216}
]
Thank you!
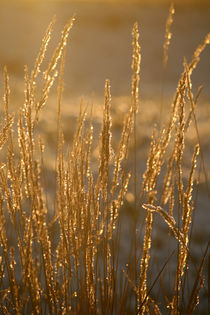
[{"left": 0, "top": 2, "right": 209, "bottom": 314}]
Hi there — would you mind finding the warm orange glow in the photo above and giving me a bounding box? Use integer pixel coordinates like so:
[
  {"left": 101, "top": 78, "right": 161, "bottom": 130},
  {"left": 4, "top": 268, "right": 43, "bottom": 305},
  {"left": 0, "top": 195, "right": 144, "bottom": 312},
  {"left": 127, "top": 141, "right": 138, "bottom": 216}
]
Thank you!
[{"left": 0, "top": 1, "right": 209, "bottom": 313}]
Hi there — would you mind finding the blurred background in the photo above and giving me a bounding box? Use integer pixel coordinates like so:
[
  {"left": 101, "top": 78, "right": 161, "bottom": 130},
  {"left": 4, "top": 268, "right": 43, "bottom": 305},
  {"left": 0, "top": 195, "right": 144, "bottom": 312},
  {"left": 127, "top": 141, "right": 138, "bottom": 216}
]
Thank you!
[
  {"left": 0, "top": 1, "right": 209, "bottom": 313},
  {"left": 0, "top": 0, "right": 209, "bottom": 100},
  {"left": 1, "top": 0, "right": 209, "bottom": 158}
]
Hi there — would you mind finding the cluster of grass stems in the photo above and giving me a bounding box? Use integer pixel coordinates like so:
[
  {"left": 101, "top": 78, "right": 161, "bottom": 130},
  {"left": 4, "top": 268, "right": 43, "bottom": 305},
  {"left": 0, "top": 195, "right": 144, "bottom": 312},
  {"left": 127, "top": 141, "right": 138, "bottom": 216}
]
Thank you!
[{"left": 0, "top": 6, "right": 209, "bottom": 314}]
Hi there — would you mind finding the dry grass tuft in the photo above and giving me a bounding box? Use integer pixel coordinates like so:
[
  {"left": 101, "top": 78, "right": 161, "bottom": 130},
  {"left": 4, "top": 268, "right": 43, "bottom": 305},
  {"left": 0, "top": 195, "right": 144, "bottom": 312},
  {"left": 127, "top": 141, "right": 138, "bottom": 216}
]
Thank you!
[{"left": 0, "top": 8, "right": 209, "bottom": 315}]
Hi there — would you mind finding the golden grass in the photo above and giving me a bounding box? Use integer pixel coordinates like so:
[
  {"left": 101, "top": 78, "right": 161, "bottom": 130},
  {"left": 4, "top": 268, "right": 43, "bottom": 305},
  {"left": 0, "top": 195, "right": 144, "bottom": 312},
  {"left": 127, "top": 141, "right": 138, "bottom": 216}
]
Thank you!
[{"left": 0, "top": 6, "right": 209, "bottom": 314}]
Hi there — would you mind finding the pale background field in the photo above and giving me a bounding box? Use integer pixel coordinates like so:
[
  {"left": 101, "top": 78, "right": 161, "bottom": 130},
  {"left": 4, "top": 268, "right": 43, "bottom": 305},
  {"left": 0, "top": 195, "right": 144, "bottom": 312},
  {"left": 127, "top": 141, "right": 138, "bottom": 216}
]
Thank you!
[
  {"left": 0, "top": 0, "right": 209, "bottom": 313},
  {"left": 0, "top": 0, "right": 210, "bottom": 98}
]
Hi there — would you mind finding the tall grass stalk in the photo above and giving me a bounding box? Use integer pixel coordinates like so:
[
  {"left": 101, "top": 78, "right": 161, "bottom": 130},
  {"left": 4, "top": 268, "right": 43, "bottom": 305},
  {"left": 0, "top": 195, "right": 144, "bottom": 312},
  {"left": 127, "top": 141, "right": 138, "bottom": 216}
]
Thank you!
[{"left": 0, "top": 12, "right": 209, "bottom": 315}]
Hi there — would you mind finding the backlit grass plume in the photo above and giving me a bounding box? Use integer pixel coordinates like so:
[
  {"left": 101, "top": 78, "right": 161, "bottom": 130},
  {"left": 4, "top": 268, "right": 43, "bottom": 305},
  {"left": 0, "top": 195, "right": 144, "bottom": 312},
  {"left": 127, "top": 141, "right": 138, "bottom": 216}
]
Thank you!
[{"left": 0, "top": 9, "right": 209, "bottom": 315}]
